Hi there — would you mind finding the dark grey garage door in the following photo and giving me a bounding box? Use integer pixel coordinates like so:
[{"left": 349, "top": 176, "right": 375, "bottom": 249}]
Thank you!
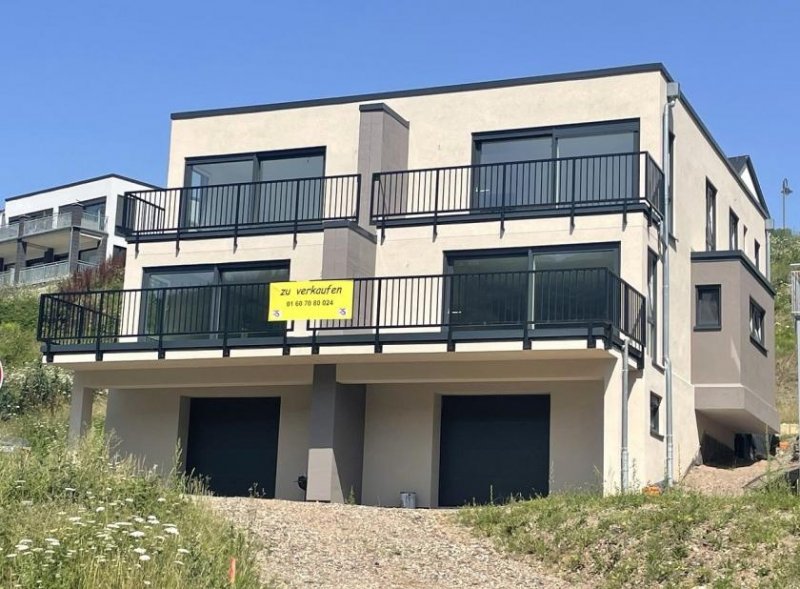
[
  {"left": 185, "top": 397, "right": 281, "bottom": 497},
  {"left": 438, "top": 394, "right": 550, "bottom": 506}
]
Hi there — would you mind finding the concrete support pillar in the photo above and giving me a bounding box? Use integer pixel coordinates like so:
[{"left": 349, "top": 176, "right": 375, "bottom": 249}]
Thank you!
[
  {"left": 68, "top": 377, "right": 94, "bottom": 445},
  {"left": 321, "top": 225, "right": 376, "bottom": 278},
  {"left": 356, "top": 103, "right": 409, "bottom": 229},
  {"left": 61, "top": 205, "right": 83, "bottom": 272},
  {"left": 306, "top": 364, "right": 366, "bottom": 503},
  {"left": 14, "top": 221, "right": 26, "bottom": 285}
]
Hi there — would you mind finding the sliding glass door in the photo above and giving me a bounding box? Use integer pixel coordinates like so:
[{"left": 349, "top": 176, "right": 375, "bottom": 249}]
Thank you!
[
  {"left": 473, "top": 122, "right": 639, "bottom": 211},
  {"left": 141, "top": 264, "right": 289, "bottom": 342},
  {"left": 447, "top": 247, "right": 619, "bottom": 332},
  {"left": 184, "top": 150, "right": 325, "bottom": 229}
]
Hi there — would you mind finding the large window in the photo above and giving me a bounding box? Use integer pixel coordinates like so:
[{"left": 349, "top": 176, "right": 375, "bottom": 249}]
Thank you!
[
  {"left": 447, "top": 246, "right": 619, "bottom": 330},
  {"left": 695, "top": 285, "right": 721, "bottom": 330},
  {"left": 472, "top": 121, "right": 639, "bottom": 210},
  {"left": 184, "top": 149, "right": 325, "bottom": 229},
  {"left": 647, "top": 250, "right": 658, "bottom": 362},
  {"left": 705, "top": 181, "right": 717, "bottom": 251},
  {"left": 749, "top": 299, "right": 766, "bottom": 350},
  {"left": 729, "top": 209, "right": 739, "bottom": 250},
  {"left": 141, "top": 263, "right": 289, "bottom": 341}
]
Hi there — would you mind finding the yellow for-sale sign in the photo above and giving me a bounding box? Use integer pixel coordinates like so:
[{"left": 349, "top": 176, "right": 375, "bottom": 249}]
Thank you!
[{"left": 268, "top": 280, "right": 354, "bottom": 321}]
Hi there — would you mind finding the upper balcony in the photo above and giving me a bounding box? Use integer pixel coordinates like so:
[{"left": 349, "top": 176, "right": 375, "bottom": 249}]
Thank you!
[
  {"left": 118, "top": 152, "right": 663, "bottom": 246},
  {"left": 371, "top": 151, "right": 664, "bottom": 237},
  {"left": 0, "top": 211, "right": 107, "bottom": 243},
  {"left": 120, "top": 174, "right": 361, "bottom": 247},
  {"left": 37, "top": 267, "right": 645, "bottom": 363}
]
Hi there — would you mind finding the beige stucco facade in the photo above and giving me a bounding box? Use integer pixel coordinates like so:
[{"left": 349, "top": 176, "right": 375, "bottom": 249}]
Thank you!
[{"left": 54, "top": 64, "right": 776, "bottom": 505}]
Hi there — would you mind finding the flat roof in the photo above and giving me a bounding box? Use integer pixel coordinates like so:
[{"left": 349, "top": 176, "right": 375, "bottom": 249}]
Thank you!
[
  {"left": 171, "top": 63, "right": 673, "bottom": 120},
  {"left": 5, "top": 173, "right": 161, "bottom": 202},
  {"left": 168, "top": 61, "right": 768, "bottom": 219}
]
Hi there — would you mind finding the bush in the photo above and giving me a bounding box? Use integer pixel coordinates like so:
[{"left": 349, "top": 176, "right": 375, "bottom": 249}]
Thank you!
[
  {"left": 0, "top": 364, "right": 72, "bottom": 420},
  {"left": 0, "top": 409, "right": 265, "bottom": 588},
  {"left": 0, "top": 322, "right": 39, "bottom": 368},
  {"left": 57, "top": 255, "right": 125, "bottom": 293},
  {"left": 0, "top": 288, "right": 40, "bottom": 333}
]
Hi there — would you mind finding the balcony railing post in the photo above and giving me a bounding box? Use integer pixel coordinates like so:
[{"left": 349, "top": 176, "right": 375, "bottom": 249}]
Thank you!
[
  {"left": 433, "top": 169, "right": 440, "bottom": 240},
  {"left": 354, "top": 174, "right": 362, "bottom": 224},
  {"left": 233, "top": 184, "right": 241, "bottom": 251},
  {"left": 157, "top": 290, "right": 167, "bottom": 360},
  {"left": 293, "top": 179, "right": 301, "bottom": 248},
  {"left": 175, "top": 188, "right": 185, "bottom": 253},
  {"left": 570, "top": 159, "right": 577, "bottom": 229},
  {"left": 95, "top": 292, "right": 105, "bottom": 361},
  {"left": 221, "top": 284, "right": 230, "bottom": 357},
  {"left": 500, "top": 164, "right": 507, "bottom": 235},
  {"left": 522, "top": 270, "right": 531, "bottom": 350},
  {"left": 374, "top": 278, "right": 383, "bottom": 353}
]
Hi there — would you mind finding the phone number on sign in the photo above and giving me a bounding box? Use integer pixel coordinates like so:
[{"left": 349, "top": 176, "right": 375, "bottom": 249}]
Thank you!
[{"left": 285, "top": 300, "right": 334, "bottom": 307}]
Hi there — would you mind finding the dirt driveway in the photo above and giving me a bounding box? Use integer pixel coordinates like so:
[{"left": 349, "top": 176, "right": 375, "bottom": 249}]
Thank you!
[{"left": 207, "top": 497, "right": 574, "bottom": 589}]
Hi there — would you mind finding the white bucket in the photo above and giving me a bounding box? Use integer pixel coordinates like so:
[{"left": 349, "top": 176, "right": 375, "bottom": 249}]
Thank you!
[{"left": 400, "top": 491, "right": 417, "bottom": 509}]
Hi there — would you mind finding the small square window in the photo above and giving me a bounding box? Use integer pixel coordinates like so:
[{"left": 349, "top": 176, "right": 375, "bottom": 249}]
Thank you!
[
  {"left": 749, "top": 299, "right": 766, "bottom": 350},
  {"left": 650, "top": 393, "right": 662, "bottom": 437},
  {"left": 695, "top": 285, "right": 721, "bottom": 330}
]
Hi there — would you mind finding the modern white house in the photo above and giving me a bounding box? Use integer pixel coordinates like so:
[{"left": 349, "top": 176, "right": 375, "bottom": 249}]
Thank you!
[
  {"left": 0, "top": 174, "right": 158, "bottom": 287},
  {"left": 40, "top": 64, "right": 777, "bottom": 506}
]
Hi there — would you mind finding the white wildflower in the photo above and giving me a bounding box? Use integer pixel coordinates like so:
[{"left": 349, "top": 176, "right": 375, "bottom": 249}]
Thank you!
[
  {"left": 174, "top": 560, "right": 184, "bottom": 565},
  {"left": 15, "top": 545, "right": 30, "bottom": 552},
  {"left": 139, "top": 554, "right": 151, "bottom": 562},
  {"left": 45, "top": 538, "right": 59, "bottom": 546},
  {"left": 95, "top": 506, "right": 105, "bottom": 513},
  {"left": 177, "top": 548, "right": 190, "bottom": 554},
  {"left": 133, "top": 548, "right": 147, "bottom": 555},
  {"left": 21, "top": 500, "right": 33, "bottom": 506},
  {"left": 164, "top": 527, "right": 178, "bottom": 536},
  {"left": 129, "top": 531, "right": 145, "bottom": 538},
  {"left": 157, "top": 497, "right": 166, "bottom": 503},
  {"left": 64, "top": 488, "right": 76, "bottom": 493},
  {"left": 67, "top": 516, "right": 81, "bottom": 523}
]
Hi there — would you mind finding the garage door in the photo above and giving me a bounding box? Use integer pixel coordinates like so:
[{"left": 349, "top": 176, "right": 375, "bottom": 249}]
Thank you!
[
  {"left": 185, "top": 397, "right": 281, "bottom": 497},
  {"left": 438, "top": 394, "right": 550, "bottom": 506}
]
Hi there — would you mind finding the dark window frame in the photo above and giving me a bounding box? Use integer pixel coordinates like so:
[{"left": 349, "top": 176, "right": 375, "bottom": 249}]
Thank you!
[
  {"left": 706, "top": 180, "right": 717, "bottom": 252},
  {"left": 650, "top": 392, "right": 663, "bottom": 438},
  {"left": 754, "top": 240, "right": 761, "bottom": 271},
  {"left": 443, "top": 243, "right": 621, "bottom": 333},
  {"left": 183, "top": 147, "right": 327, "bottom": 187},
  {"left": 695, "top": 284, "right": 722, "bottom": 331},
  {"left": 729, "top": 209, "right": 739, "bottom": 250},
  {"left": 749, "top": 298, "right": 767, "bottom": 353}
]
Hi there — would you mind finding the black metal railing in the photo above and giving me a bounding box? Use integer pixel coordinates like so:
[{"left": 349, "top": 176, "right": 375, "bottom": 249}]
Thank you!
[
  {"left": 371, "top": 152, "right": 664, "bottom": 235},
  {"left": 38, "top": 268, "right": 645, "bottom": 357},
  {"left": 121, "top": 174, "right": 361, "bottom": 245}
]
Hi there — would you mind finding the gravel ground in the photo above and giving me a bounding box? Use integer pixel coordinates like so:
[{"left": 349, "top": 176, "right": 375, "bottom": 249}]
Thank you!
[
  {"left": 680, "top": 451, "right": 794, "bottom": 495},
  {"left": 206, "top": 497, "right": 575, "bottom": 589}
]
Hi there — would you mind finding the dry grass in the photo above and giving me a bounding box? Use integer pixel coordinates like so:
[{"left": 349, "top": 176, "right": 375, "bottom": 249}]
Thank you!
[{"left": 460, "top": 487, "right": 800, "bottom": 589}]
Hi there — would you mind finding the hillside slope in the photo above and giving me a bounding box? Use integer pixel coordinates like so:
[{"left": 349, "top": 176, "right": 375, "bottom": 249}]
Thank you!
[{"left": 771, "top": 229, "right": 800, "bottom": 423}]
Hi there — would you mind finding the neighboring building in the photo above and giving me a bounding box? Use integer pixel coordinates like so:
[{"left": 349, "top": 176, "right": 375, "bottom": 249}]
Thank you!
[
  {"left": 0, "top": 174, "right": 158, "bottom": 286},
  {"left": 39, "top": 64, "right": 777, "bottom": 506}
]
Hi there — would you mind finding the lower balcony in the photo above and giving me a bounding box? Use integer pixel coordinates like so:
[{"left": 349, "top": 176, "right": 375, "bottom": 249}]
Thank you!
[{"left": 38, "top": 268, "right": 645, "bottom": 361}]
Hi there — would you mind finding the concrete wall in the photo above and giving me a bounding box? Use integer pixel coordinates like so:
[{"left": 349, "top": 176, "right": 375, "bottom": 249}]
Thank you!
[
  {"left": 105, "top": 385, "right": 311, "bottom": 501},
  {"left": 691, "top": 254, "right": 778, "bottom": 433},
  {"left": 361, "top": 380, "right": 605, "bottom": 507}
]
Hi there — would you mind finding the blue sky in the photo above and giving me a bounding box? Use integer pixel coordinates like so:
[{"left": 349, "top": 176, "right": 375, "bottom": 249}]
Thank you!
[{"left": 0, "top": 1, "right": 798, "bottom": 227}]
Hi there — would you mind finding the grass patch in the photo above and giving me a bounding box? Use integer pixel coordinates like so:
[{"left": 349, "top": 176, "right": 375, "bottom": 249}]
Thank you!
[
  {"left": 0, "top": 406, "right": 267, "bottom": 588},
  {"left": 460, "top": 489, "right": 800, "bottom": 588}
]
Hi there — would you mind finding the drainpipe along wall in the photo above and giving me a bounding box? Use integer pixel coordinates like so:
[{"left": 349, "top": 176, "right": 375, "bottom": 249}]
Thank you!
[
  {"left": 621, "top": 339, "right": 630, "bottom": 491},
  {"left": 662, "top": 82, "right": 679, "bottom": 486}
]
